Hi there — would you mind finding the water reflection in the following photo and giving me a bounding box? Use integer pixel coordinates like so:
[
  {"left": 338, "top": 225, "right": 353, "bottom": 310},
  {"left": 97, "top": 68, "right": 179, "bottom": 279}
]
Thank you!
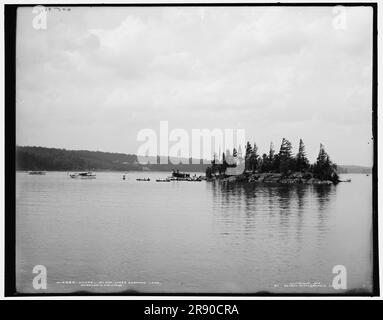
[
  {"left": 313, "top": 184, "right": 336, "bottom": 243},
  {"left": 296, "top": 185, "right": 307, "bottom": 210},
  {"left": 210, "top": 181, "right": 335, "bottom": 243},
  {"left": 313, "top": 185, "right": 335, "bottom": 212}
]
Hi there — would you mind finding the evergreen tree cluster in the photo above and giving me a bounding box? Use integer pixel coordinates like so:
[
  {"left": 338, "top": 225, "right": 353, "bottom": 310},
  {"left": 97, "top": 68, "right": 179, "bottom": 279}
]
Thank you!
[
  {"left": 245, "top": 138, "right": 312, "bottom": 174},
  {"left": 312, "top": 143, "right": 339, "bottom": 181},
  {"left": 206, "top": 138, "right": 339, "bottom": 182}
]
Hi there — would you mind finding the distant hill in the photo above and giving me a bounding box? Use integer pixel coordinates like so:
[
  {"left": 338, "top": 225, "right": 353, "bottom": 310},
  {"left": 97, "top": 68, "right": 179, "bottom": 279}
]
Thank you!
[
  {"left": 16, "top": 146, "right": 371, "bottom": 174},
  {"left": 16, "top": 146, "right": 209, "bottom": 172},
  {"left": 337, "top": 165, "right": 372, "bottom": 174}
]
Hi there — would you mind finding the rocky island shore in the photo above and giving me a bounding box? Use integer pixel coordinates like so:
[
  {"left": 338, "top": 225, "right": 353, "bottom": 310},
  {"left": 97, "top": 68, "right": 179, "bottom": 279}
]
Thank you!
[{"left": 214, "top": 171, "right": 337, "bottom": 185}]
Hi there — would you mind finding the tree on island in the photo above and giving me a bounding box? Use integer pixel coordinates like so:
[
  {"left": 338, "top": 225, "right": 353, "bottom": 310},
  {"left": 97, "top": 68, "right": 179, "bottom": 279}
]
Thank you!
[
  {"left": 245, "top": 142, "right": 253, "bottom": 171},
  {"left": 268, "top": 142, "right": 279, "bottom": 172},
  {"left": 206, "top": 139, "right": 339, "bottom": 183},
  {"left": 249, "top": 143, "right": 259, "bottom": 172},
  {"left": 260, "top": 153, "right": 269, "bottom": 172},
  {"left": 218, "top": 151, "right": 228, "bottom": 175},
  {"left": 205, "top": 166, "right": 213, "bottom": 178},
  {"left": 278, "top": 138, "right": 294, "bottom": 174},
  {"left": 295, "top": 139, "right": 310, "bottom": 172},
  {"left": 210, "top": 152, "right": 218, "bottom": 175},
  {"left": 312, "top": 144, "right": 339, "bottom": 182},
  {"left": 244, "top": 142, "right": 259, "bottom": 172}
]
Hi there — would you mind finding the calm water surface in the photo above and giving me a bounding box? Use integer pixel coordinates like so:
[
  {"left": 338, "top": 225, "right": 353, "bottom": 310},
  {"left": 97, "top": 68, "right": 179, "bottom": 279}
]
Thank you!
[{"left": 16, "top": 172, "right": 373, "bottom": 293}]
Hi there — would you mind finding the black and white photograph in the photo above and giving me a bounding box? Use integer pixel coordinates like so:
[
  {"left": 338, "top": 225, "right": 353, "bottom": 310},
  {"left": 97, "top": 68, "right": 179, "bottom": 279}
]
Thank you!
[{"left": 4, "top": 2, "right": 378, "bottom": 297}]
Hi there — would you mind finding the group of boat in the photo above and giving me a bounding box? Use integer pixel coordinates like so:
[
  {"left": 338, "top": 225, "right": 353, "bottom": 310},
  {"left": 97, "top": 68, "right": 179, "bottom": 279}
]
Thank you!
[
  {"left": 136, "top": 178, "right": 150, "bottom": 182},
  {"left": 26, "top": 170, "right": 203, "bottom": 182},
  {"left": 27, "top": 170, "right": 97, "bottom": 179},
  {"left": 134, "top": 170, "right": 203, "bottom": 182},
  {"left": 135, "top": 176, "right": 203, "bottom": 182},
  {"left": 28, "top": 171, "right": 46, "bottom": 175}
]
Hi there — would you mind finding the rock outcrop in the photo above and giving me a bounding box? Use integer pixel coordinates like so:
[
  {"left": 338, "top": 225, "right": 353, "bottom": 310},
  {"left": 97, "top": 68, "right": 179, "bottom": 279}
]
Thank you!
[{"left": 218, "top": 172, "right": 335, "bottom": 185}]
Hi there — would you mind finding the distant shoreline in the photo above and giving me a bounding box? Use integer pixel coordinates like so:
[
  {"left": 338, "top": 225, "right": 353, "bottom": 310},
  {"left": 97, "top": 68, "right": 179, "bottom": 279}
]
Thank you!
[{"left": 16, "top": 145, "right": 372, "bottom": 174}]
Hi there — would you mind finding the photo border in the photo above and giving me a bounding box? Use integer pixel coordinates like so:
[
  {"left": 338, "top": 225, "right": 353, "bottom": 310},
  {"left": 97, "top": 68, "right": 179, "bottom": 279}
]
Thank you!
[{"left": 4, "top": 2, "right": 379, "bottom": 297}]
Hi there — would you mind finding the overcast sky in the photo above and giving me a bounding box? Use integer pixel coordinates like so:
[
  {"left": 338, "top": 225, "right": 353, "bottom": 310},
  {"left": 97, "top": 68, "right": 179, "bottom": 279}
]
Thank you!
[{"left": 16, "top": 6, "right": 373, "bottom": 166}]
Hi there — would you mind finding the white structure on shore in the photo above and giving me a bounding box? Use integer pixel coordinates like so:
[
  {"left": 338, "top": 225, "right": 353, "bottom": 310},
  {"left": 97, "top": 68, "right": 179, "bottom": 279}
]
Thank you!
[{"left": 225, "top": 146, "right": 245, "bottom": 176}]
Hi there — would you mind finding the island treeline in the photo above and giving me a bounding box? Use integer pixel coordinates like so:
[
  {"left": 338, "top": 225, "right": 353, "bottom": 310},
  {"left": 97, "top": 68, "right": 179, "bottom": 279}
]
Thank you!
[{"left": 206, "top": 138, "right": 340, "bottom": 183}]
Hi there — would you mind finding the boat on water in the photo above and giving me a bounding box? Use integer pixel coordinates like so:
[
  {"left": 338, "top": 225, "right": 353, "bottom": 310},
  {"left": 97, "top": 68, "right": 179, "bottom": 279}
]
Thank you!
[
  {"left": 172, "top": 169, "right": 190, "bottom": 179},
  {"left": 169, "top": 177, "right": 190, "bottom": 181},
  {"left": 136, "top": 178, "right": 150, "bottom": 181},
  {"left": 28, "top": 171, "right": 46, "bottom": 175},
  {"left": 156, "top": 178, "right": 170, "bottom": 182},
  {"left": 69, "top": 172, "right": 96, "bottom": 179}
]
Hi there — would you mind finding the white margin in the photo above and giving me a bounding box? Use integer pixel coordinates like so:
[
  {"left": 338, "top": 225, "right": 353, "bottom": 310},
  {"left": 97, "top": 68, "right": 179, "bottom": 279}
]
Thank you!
[{"left": 0, "top": 0, "right": 381, "bottom": 301}]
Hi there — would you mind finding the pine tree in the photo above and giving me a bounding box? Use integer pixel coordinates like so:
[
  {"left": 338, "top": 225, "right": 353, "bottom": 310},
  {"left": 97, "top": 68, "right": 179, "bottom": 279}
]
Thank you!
[
  {"left": 218, "top": 152, "right": 227, "bottom": 175},
  {"left": 260, "top": 153, "right": 268, "bottom": 172},
  {"left": 211, "top": 152, "right": 217, "bottom": 174},
  {"left": 278, "top": 138, "right": 293, "bottom": 174},
  {"left": 268, "top": 142, "right": 278, "bottom": 172},
  {"left": 313, "top": 143, "right": 338, "bottom": 182},
  {"left": 296, "top": 139, "right": 310, "bottom": 172},
  {"left": 279, "top": 138, "right": 292, "bottom": 159},
  {"left": 250, "top": 143, "right": 259, "bottom": 171},
  {"left": 206, "top": 166, "right": 212, "bottom": 178},
  {"left": 269, "top": 142, "right": 275, "bottom": 159},
  {"left": 316, "top": 143, "right": 327, "bottom": 164},
  {"left": 245, "top": 141, "right": 252, "bottom": 171}
]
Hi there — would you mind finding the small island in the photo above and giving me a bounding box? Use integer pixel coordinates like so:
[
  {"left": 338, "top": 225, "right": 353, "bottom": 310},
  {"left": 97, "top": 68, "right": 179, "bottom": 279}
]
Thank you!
[{"left": 205, "top": 138, "right": 340, "bottom": 185}]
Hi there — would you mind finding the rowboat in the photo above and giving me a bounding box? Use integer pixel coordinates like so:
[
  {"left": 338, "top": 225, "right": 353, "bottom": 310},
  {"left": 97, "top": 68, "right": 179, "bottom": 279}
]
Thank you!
[
  {"left": 69, "top": 172, "right": 96, "bottom": 179},
  {"left": 28, "top": 171, "right": 46, "bottom": 175}
]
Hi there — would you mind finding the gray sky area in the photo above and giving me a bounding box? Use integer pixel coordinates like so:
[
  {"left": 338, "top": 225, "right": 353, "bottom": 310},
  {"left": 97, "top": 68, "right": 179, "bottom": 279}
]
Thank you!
[{"left": 16, "top": 6, "right": 373, "bottom": 166}]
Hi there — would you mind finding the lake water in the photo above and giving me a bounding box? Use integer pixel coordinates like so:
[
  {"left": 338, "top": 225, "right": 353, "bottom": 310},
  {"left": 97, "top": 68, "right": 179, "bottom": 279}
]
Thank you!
[{"left": 16, "top": 171, "right": 373, "bottom": 294}]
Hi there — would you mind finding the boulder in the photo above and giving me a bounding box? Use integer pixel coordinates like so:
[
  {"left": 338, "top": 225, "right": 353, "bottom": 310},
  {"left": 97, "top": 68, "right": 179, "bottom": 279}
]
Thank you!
[
  {"left": 280, "top": 178, "right": 301, "bottom": 184},
  {"left": 306, "top": 178, "right": 317, "bottom": 184},
  {"left": 290, "top": 172, "right": 304, "bottom": 179},
  {"left": 214, "top": 172, "right": 334, "bottom": 185},
  {"left": 302, "top": 172, "right": 313, "bottom": 179},
  {"left": 264, "top": 174, "right": 282, "bottom": 183},
  {"left": 306, "top": 178, "right": 333, "bottom": 185},
  {"left": 225, "top": 176, "right": 237, "bottom": 183},
  {"left": 236, "top": 174, "right": 248, "bottom": 182}
]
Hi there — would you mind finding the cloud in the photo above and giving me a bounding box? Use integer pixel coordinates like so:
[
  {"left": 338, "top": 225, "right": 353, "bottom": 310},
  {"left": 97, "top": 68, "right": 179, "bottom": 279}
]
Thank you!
[{"left": 16, "top": 6, "right": 373, "bottom": 165}]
